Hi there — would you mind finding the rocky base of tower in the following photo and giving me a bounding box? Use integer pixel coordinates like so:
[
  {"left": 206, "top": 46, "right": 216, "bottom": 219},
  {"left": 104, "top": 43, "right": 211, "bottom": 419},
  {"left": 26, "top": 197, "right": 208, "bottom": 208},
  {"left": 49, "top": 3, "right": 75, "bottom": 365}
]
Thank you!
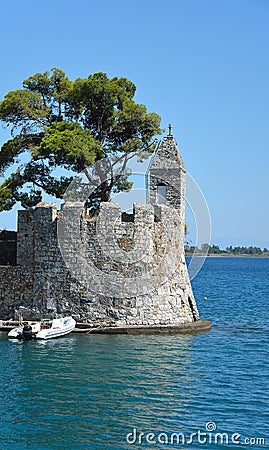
[{"left": 86, "top": 320, "right": 210, "bottom": 335}]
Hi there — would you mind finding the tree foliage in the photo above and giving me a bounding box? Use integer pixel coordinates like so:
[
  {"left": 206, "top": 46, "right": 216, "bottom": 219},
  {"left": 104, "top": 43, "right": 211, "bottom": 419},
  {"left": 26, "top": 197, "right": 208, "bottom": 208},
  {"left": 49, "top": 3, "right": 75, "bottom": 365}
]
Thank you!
[{"left": 0, "top": 68, "right": 162, "bottom": 211}]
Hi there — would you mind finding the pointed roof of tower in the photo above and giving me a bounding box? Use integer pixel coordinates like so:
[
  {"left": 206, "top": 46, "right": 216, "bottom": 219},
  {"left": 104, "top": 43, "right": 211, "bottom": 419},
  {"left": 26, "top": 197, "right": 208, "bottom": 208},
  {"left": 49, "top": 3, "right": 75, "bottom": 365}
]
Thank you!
[{"left": 147, "top": 129, "right": 185, "bottom": 173}]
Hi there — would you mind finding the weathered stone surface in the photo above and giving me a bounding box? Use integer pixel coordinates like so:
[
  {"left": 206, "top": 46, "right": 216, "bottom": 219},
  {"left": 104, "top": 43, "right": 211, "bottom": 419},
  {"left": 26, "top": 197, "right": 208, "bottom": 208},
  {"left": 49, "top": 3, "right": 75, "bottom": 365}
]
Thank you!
[
  {"left": 0, "top": 266, "right": 33, "bottom": 319},
  {"left": 0, "top": 230, "right": 17, "bottom": 266},
  {"left": 0, "top": 135, "right": 201, "bottom": 328},
  {"left": 86, "top": 320, "right": 211, "bottom": 335}
]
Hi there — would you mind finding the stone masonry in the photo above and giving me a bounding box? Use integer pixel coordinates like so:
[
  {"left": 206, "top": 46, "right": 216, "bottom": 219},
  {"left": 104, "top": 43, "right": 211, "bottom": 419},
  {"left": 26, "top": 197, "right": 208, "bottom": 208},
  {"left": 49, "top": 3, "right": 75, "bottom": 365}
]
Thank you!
[{"left": 0, "top": 135, "right": 200, "bottom": 327}]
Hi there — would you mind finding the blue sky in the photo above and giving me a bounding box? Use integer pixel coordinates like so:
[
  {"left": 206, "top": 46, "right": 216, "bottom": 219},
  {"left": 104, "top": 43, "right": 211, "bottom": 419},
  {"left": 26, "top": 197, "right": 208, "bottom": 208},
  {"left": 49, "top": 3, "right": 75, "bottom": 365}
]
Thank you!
[{"left": 0, "top": 0, "right": 268, "bottom": 248}]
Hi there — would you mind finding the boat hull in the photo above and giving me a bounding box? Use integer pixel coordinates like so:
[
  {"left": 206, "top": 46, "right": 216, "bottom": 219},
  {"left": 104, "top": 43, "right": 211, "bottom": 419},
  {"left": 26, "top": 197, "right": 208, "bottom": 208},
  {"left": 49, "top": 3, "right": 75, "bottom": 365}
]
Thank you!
[
  {"left": 8, "top": 322, "right": 41, "bottom": 339},
  {"left": 35, "top": 317, "right": 76, "bottom": 340},
  {"left": 8, "top": 327, "right": 23, "bottom": 339}
]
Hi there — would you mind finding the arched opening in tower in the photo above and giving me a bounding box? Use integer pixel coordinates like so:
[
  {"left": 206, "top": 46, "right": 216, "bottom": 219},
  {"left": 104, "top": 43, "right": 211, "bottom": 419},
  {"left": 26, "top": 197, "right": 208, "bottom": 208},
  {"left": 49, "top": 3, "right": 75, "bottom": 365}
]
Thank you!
[{"left": 156, "top": 183, "right": 167, "bottom": 204}]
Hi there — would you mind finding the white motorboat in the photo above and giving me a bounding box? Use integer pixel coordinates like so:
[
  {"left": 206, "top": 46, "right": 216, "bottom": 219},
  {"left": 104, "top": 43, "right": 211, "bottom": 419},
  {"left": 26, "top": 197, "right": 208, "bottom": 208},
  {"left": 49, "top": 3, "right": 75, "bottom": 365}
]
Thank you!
[
  {"left": 35, "top": 317, "right": 76, "bottom": 340},
  {"left": 8, "top": 321, "right": 41, "bottom": 339}
]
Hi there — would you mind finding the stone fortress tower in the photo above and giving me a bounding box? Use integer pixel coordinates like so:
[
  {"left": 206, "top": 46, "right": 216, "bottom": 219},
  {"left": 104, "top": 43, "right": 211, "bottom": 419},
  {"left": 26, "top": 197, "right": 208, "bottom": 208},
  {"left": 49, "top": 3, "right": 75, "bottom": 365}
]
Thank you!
[
  {"left": 0, "top": 131, "right": 210, "bottom": 333},
  {"left": 147, "top": 126, "right": 186, "bottom": 225}
]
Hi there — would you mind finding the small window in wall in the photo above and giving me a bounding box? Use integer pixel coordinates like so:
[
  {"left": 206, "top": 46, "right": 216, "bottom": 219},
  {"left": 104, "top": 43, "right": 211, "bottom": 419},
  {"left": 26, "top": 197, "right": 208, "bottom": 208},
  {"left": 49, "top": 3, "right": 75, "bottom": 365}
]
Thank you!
[{"left": 157, "top": 184, "right": 167, "bottom": 204}]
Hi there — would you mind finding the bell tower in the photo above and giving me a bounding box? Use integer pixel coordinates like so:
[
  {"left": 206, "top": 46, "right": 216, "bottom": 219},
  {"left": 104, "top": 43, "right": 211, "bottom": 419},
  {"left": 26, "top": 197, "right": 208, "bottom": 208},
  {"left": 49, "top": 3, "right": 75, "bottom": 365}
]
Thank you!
[{"left": 147, "top": 125, "right": 186, "bottom": 224}]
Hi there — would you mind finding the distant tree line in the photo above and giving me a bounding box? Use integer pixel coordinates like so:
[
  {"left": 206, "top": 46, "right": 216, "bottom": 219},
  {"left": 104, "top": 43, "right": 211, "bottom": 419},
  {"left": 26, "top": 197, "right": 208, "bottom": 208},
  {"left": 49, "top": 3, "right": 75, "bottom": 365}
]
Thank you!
[{"left": 185, "top": 243, "right": 269, "bottom": 256}]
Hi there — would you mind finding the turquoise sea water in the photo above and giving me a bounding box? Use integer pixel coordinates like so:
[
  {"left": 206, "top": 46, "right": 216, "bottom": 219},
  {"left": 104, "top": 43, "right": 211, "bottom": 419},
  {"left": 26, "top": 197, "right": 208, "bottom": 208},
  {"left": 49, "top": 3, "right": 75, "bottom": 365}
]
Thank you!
[{"left": 0, "top": 257, "right": 268, "bottom": 449}]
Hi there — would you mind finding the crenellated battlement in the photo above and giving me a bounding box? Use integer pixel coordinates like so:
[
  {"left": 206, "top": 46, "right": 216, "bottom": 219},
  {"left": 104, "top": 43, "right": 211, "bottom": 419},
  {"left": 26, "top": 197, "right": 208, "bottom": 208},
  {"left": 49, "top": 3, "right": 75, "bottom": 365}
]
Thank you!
[{"left": 0, "top": 134, "right": 202, "bottom": 330}]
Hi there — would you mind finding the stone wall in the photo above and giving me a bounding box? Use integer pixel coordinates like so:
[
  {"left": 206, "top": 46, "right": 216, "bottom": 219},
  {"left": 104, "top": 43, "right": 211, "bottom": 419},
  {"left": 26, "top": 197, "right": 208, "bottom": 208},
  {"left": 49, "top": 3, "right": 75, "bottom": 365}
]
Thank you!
[
  {"left": 0, "top": 200, "right": 199, "bottom": 325},
  {"left": 17, "top": 209, "right": 34, "bottom": 267},
  {"left": 0, "top": 135, "right": 201, "bottom": 327},
  {"left": 0, "top": 266, "right": 33, "bottom": 319},
  {"left": 0, "top": 230, "right": 17, "bottom": 266}
]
